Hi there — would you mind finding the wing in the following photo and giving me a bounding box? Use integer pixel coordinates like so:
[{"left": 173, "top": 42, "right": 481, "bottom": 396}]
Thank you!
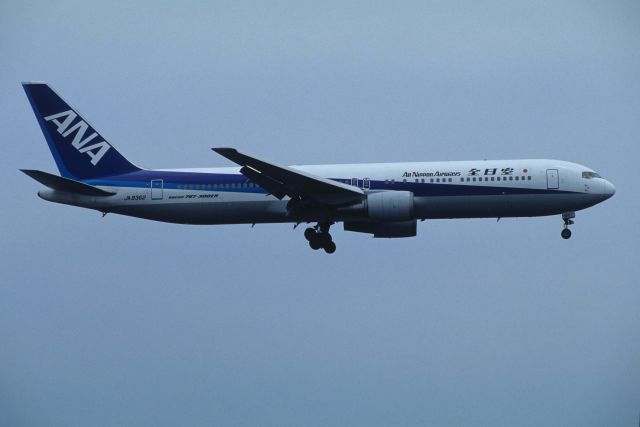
[{"left": 212, "top": 148, "right": 364, "bottom": 205}]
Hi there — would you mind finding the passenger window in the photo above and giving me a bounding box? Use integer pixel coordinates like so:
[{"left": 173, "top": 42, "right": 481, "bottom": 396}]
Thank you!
[
  {"left": 528, "top": 176, "right": 531, "bottom": 180},
  {"left": 491, "top": 177, "right": 495, "bottom": 181}
]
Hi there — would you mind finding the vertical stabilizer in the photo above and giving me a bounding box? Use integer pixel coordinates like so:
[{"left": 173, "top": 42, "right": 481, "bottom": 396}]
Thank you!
[{"left": 22, "top": 82, "right": 140, "bottom": 180}]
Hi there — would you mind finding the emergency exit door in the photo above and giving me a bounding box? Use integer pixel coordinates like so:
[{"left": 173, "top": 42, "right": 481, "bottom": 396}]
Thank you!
[{"left": 151, "top": 179, "right": 163, "bottom": 199}]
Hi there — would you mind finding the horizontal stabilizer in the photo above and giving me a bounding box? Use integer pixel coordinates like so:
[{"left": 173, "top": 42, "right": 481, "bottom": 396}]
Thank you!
[{"left": 21, "top": 169, "right": 116, "bottom": 196}]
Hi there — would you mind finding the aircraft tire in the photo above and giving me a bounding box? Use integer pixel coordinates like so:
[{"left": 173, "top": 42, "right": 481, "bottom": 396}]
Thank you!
[
  {"left": 309, "top": 239, "right": 322, "bottom": 250},
  {"left": 324, "top": 241, "right": 336, "bottom": 254},
  {"left": 304, "top": 227, "right": 316, "bottom": 241}
]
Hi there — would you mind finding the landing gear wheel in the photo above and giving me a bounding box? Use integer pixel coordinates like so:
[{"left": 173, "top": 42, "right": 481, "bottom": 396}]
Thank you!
[
  {"left": 323, "top": 241, "right": 337, "bottom": 254},
  {"left": 309, "top": 238, "right": 322, "bottom": 250},
  {"left": 304, "top": 221, "right": 336, "bottom": 252},
  {"left": 316, "top": 232, "right": 332, "bottom": 244},
  {"left": 560, "top": 212, "right": 575, "bottom": 240},
  {"left": 304, "top": 227, "right": 316, "bottom": 241}
]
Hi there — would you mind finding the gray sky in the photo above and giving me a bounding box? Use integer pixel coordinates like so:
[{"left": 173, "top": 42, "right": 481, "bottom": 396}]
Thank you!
[{"left": 1, "top": 1, "right": 639, "bottom": 426}]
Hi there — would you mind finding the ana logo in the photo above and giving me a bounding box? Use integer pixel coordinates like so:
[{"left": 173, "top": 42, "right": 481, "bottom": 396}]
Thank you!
[{"left": 44, "top": 110, "right": 111, "bottom": 165}]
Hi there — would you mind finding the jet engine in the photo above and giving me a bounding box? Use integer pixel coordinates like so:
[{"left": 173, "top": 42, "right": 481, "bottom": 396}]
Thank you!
[{"left": 339, "top": 190, "right": 417, "bottom": 238}]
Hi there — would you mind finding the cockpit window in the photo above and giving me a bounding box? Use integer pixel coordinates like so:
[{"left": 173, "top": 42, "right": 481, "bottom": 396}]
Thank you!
[{"left": 582, "top": 171, "right": 602, "bottom": 179}]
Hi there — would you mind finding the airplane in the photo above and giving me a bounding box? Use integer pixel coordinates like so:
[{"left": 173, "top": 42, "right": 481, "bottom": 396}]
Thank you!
[{"left": 21, "top": 82, "right": 616, "bottom": 253}]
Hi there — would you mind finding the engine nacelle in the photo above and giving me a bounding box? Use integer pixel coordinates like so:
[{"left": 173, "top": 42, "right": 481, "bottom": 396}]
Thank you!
[{"left": 367, "top": 191, "right": 414, "bottom": 221}]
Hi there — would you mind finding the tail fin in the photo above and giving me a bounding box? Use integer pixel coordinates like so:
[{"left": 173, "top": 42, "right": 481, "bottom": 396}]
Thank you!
[{"left": 22, "top": 82, "right": 140, "bottom": 180}]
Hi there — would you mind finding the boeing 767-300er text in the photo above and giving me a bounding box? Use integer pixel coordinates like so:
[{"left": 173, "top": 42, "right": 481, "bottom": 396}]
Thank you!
[{"left": 21, "top": 82, "right": 615, "bottom": 253}]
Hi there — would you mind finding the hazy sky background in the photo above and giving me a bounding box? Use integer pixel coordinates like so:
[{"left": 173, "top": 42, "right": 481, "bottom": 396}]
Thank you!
[{"left": 1, "top": 1, "right": 639, "bottom": 426}]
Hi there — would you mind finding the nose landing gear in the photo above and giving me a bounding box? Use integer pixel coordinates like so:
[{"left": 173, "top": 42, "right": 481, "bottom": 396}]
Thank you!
[
  {"left": 561, "top": 212, "right": 575, "bottom": 239},
  {"left": 304, "top": 222, "right": 336, "bottom": 253}
]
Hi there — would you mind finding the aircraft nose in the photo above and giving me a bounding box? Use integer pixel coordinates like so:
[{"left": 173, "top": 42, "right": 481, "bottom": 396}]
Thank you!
[{"left": 603, "top": 180, "right": 616, "bottom": 199}]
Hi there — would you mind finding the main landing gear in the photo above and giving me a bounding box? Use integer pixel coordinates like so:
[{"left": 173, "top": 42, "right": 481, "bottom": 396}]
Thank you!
[
  {"left": 561, "top": 212, "right": 575, "bottom": 239},
  {"left": 304, "top": 222, "right": 336, "bottom": 254}
]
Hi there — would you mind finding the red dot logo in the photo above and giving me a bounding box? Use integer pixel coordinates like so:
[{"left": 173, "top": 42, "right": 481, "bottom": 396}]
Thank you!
[{"left": 523, "top": 168, "right": 528, "bottom": 173}]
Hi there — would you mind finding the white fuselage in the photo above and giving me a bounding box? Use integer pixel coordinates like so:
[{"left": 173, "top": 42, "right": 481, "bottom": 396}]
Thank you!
[{"left": 38, "top": 159, "right": 615, "bottom": 225}]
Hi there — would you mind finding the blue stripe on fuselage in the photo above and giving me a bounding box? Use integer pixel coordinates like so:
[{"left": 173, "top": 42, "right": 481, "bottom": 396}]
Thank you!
[{"left": 86, "top": 170, "right": 574, "bottom": 197}]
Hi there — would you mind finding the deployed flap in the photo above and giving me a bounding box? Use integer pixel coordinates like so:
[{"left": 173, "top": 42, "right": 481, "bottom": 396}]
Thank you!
[
  {"left": 212, "top": 148, "right": 364, "bottom": 204},
  {"left": 21, "top": 169, "right": 116, "bottom": 197}
]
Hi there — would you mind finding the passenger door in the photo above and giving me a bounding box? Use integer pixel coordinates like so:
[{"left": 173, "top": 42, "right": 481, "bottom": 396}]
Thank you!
[{"left": 546, "top": 169, "right": 559, "bottom": 190}]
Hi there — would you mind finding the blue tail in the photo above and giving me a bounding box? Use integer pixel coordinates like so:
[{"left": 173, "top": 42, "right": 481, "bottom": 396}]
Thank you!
[{"left": 22, "top": 82, "right": 140, "bottom": 180}]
